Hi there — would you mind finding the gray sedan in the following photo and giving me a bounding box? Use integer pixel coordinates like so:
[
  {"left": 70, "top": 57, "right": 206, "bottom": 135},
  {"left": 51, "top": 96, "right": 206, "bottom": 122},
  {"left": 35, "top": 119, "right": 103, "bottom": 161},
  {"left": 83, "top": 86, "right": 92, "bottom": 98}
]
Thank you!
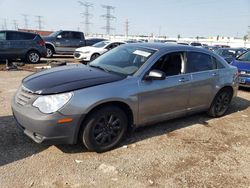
[{"left": 12, "top": 43, "right": 238, "bottom": 152}]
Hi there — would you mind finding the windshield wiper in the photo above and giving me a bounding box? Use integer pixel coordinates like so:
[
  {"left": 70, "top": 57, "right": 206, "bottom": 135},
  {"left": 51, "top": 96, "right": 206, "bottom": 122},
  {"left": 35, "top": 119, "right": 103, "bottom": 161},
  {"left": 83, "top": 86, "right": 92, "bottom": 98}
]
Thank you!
[{"left": 88, "top": 64, "right": 110, "bottom": 73}]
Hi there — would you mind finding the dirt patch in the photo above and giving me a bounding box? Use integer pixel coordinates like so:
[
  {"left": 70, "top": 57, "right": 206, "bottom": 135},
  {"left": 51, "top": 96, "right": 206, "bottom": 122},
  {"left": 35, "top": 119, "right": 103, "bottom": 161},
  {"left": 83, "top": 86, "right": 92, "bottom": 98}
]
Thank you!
[{"left": 0, "top": 69, "right": 249, "bottom": 188}]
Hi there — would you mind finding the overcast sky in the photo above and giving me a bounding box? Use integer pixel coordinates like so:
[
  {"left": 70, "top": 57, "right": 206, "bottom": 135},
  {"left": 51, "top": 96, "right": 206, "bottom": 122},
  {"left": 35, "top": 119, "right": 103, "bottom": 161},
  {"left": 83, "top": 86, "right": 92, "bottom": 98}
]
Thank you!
[{"left": 0, "top": 0, "right": 250, "bottom": 37}]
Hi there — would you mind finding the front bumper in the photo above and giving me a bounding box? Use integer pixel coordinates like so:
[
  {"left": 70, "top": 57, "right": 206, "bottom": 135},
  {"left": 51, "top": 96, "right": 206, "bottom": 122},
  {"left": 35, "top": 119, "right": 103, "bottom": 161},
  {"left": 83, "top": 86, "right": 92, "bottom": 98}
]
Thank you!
[
  {"left": 238, "top": 76, "right": 250, "bottom": 88},
  {"left": 12, "top": 97, "right": 84, "bottom": 145},
  {"left": 73, "top": 51, "right": 91, "bottom": 61}
]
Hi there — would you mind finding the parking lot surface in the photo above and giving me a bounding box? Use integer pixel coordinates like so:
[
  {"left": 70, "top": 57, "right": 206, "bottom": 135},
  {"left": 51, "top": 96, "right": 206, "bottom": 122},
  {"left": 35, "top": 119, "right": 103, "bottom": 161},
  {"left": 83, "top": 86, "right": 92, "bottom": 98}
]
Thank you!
[{"left": 0, "top": 66, "right": 250, "bottom": 187}]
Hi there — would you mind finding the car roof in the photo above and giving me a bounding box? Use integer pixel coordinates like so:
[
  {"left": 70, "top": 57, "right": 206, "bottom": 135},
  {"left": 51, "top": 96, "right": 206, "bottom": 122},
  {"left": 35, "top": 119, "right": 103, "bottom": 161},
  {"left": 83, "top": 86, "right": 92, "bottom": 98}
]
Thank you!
[
  {"left": 124, "top": 42, "right": 210, "bottom": 52},
  {"left": 0, "top": 30, "right": 38, "bottom": 35}
]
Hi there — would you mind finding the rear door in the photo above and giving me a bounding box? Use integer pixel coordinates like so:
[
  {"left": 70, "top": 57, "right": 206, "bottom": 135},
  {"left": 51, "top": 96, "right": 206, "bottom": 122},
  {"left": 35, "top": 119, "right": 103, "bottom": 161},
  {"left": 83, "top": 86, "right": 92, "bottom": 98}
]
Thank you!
[
  {"left": 185, "top": 51, "right": 218, "bottom": 112},
  {"left": 70, "top": 32, "right": 85, "bottom": 50}
]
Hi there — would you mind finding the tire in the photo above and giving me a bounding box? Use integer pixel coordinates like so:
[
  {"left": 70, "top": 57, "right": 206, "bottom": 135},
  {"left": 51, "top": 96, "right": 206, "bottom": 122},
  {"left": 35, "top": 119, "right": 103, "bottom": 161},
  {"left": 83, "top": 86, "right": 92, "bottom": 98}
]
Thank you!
[
  {"left": 208, "top": 88, "right": 233, "bottom": 117},
  {"left": 90, "top": 53, "right": 100, "bottom": 61},
  {"left": 46, "top": 46, "right": 54, "bottom": 58},
  {"left": 26, "top": 50, "right": 40, "bottom": 64},
  {"left": 81, "top": 106, "right": 128, "bottom": 152}
]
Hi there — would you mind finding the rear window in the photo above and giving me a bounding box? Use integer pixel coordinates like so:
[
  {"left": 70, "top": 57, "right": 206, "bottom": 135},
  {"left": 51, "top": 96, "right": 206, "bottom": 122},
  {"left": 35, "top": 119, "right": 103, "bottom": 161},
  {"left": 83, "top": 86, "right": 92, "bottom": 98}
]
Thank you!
[
  {"left": 7, "top": 32, "right": 36, "bottom": 40},
  {"left": 0, "top": 32, "right": 6, "bottom": 40}
]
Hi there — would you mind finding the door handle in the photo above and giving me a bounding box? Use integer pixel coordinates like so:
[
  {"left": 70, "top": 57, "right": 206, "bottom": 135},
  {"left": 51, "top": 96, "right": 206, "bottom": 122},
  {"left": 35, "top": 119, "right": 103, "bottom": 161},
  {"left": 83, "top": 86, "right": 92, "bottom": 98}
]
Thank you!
[
  {"left": 179, "top": 78, "right": 190, "bottom": 83},
  {"left": 212, "top": 72, "right": 218, "bottom": 76}
]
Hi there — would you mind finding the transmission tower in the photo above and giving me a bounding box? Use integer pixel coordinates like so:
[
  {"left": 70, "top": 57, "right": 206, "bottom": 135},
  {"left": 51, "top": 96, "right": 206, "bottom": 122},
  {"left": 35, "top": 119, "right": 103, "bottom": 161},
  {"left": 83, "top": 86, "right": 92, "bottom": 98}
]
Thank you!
[
  {"left": 22, "top": 14, "right": 29, "bottom": 29},
  {"left": 78, "top": 1, "right": 93, "bottom": 35},
  {"left": 101, "top": 5, "right": 116, "bottom": 35},
  {"left": 13, "top": 20, "right": 18, "bottom": 30},
  {"left": 125, "top": 19, "right": 129, "bottom": 37},
  {"left": 36, "top": 16, "right": 43, "bottom": 30}
]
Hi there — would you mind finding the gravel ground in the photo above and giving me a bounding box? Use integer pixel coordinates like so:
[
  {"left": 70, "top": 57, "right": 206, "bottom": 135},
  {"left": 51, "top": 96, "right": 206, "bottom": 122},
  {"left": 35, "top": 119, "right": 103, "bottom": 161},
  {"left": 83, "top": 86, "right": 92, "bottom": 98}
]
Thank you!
[{"left": 0, "top": 68, "right": 249, "bottom": 188}]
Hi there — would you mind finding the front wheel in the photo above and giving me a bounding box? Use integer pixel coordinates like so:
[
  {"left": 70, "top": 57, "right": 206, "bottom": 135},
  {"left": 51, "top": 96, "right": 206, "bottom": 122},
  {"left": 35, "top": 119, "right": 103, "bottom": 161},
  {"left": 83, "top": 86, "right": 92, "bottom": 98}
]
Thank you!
[
  {"left": 46, "top": 46, "right": 54, "bottom": 58},
  {"left": 90, "top": 53, "right": 100, "bottom": 61},
  {"left": 26, "top": 50, "right": 40, "bottom": 63},
  {"left": 81, "top": 106, "right": 128, "bottom": 152},
  {"left": 208, "top": 88, "right": 233, "bottom": 117}
]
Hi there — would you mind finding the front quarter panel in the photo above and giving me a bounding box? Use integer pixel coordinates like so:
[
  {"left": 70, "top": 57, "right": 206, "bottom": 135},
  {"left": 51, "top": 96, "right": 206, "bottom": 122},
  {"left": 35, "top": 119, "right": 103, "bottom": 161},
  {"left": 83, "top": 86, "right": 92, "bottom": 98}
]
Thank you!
[{"left": 59, "top": 77, "right": 139, "bottom": 124}]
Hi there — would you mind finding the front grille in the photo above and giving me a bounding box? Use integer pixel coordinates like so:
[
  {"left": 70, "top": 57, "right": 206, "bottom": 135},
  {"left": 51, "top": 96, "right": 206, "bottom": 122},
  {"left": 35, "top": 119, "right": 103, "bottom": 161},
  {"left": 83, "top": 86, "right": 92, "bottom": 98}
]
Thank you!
[{"left": 16, "top": 86, "right": 35, "bottom": 106}]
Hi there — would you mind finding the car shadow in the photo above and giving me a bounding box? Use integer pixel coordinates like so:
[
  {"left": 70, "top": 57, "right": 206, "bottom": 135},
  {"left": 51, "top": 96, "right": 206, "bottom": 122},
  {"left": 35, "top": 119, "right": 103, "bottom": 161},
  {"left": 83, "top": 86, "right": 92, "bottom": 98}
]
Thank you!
[
  {"left": 59, "top": 96, "right": 250, "bottom": 154},
  {"left": 0, "top": 96, "right": 249, "bottom": 165},
  {"left": 0, "top": 116, "right": 49, "bottom": 166}
]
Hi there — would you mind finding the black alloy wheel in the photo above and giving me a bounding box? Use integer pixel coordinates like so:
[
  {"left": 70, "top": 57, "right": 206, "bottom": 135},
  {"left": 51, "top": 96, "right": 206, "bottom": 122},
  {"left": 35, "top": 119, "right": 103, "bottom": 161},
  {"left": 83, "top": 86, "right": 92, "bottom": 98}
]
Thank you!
[
  {"left": 208, "top": 88, "right": 233, "bottom": 117},
  {"left": 81, "top": 106, "right": 128, "bottom": 152}
]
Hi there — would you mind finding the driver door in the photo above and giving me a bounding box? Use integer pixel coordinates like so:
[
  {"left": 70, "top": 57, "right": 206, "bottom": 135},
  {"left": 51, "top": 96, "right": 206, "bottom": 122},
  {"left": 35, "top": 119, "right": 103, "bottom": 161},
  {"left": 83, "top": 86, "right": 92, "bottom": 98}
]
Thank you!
[{"left": 138, "top": 52, "right": 191, "bottom": 125}]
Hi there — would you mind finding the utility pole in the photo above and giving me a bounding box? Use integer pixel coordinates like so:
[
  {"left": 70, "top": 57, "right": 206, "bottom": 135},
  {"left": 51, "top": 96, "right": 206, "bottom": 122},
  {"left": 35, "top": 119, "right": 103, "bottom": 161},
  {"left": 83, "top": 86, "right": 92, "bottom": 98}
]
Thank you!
[
  {"left": 78, "top": 1, "right": 93, "bottom": 35},
  {"left": 13, "top": 20, "right": 18, "bottom": 30},
  {"left": 36, "top": 15, "right": 43, "bottom": 30},
  {"left": 101, "top": 5, "right": 115, "bottom": 35},
  {"left": 3, "top": 18, "right": 7, "bottom": 29},
  {"left": 125, "top": 19, "right": 129, "bottom": 38},
  {"left": 248, "top": 26, "right": 250, "bottom": 40},
  {"left": 22, "top": 14, "right": 29, "bottom": 29}
]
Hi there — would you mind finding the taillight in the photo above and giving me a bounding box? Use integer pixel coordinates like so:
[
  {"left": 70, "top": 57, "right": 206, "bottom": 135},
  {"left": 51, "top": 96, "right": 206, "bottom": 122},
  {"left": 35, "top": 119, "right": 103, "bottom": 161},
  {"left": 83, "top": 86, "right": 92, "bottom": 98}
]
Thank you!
[{"left": 37, "top": 40, "right": 45, "bottom": 46}]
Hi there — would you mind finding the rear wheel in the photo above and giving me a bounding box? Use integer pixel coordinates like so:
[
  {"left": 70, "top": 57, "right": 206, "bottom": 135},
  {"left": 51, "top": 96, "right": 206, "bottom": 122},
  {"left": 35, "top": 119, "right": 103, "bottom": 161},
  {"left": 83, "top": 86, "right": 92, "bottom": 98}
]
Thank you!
[
  {"left": 208, "top": 88, "right": 233, "bottom": 117},
  {"left": 26, "top": 50, "right": 40, "bottom": 64},
  {"left": 81, "top": 106, "right": 128, "bottom": 152}
]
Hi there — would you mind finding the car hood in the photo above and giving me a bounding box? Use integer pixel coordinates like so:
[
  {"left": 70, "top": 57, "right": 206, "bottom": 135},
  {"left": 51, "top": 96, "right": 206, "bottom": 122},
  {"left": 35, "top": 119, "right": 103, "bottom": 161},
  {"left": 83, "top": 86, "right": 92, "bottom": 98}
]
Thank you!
[
  {"left": 231, "top": 60, "right": 250, "bottom": 71},
  {"left": 75, "top": 46, "right": 101, "bottom": 52},
  {"left": 42, "top": 36, "right": 54, "bottom": 42},
  {"left": 22, "top": 64, "right": 126, "bottom": 95}
]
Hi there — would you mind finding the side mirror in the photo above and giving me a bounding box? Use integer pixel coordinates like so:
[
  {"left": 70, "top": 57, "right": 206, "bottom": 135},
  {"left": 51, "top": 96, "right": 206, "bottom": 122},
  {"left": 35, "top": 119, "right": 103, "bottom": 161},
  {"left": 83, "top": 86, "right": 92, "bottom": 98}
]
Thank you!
[
  {"left": 144, "top": 70, "right": 166, "bottom": 81},
  {"left": 57, "top": 35, "right": 62, "bottom": 39}
]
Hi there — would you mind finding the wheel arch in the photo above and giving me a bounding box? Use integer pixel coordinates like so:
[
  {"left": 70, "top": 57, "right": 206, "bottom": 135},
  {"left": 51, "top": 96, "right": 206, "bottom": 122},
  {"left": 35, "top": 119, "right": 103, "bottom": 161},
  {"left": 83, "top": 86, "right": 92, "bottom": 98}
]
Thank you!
[
  {"left": 45, "top": 43, "right": 55, "bottom": 53},
  {"left": 76, "top": 101, "right": 134, "bottom": 143}
]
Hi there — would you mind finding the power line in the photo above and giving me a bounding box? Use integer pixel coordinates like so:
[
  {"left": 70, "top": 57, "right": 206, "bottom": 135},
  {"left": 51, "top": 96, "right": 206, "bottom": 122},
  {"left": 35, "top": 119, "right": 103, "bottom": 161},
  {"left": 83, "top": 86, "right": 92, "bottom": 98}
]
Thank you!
[
  {"left": 101, "top": 5, "right": 116, "bottom": 35},
  {"left": 22, "top": 14, "right": 29, "bottom": 29},
  {"left": 78, "top": 1, "right": 93, "bottom": 35},
  {"left": 36, "top": 15, "right": 43, "bottom": 30}
]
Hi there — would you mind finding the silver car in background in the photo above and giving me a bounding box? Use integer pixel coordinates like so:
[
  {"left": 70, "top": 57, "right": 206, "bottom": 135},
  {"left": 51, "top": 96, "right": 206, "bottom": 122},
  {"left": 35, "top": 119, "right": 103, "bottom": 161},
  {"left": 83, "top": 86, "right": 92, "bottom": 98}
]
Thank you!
[{"left": 12, "top": 43, "right": 238, "bottom": 152}]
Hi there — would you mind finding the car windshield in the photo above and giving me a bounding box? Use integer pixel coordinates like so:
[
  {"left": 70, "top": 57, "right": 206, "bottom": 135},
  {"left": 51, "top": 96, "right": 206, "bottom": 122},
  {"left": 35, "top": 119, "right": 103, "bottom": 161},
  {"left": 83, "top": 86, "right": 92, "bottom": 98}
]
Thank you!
[
  {"left": 237, "top": 51, "right": 250, "bottom": 62},
  {"left": 89, "top": 45, "right": 156, "bottom": 76},
  {"left": 48, "top": 31, "right": 61, "bottom": 37},
  {"left": 92, "top": 41, "right": 110, "bottom": 48}
]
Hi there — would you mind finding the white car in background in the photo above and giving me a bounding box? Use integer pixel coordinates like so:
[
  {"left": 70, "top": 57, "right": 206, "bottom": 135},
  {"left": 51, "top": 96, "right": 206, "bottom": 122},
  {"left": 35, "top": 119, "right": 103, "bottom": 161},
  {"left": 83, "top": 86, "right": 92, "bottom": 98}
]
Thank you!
[{"left": 74, "top": 41, "right": 126, "bottom": 62}]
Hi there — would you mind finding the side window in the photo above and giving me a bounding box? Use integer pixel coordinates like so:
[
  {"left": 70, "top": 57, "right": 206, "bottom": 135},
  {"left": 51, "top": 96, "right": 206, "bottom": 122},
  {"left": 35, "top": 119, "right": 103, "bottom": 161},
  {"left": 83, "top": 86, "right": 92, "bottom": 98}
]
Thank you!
[
  {"left": 186, "top": 52, "right": 215, "bottom": 73},
  {"left": 60, "top": 32, "right": 71, "bottom": 39},
  {"left": 0, "top": 32, "right": 6, "bottom": 40},
  {"left": 7, "top": 32, "right": 35, "bottom": 40},
  {"left": 71, "top": 32, "right": 82, "bottom": 39},
  {"left": 7, "top": 32, "right": 21, "bottom": 40},
  {"left": 151, "top": 52, "right": 183, "bottom": 76},
  {"left": 212, "top": 57, "right": 225, "bottom": 69}
]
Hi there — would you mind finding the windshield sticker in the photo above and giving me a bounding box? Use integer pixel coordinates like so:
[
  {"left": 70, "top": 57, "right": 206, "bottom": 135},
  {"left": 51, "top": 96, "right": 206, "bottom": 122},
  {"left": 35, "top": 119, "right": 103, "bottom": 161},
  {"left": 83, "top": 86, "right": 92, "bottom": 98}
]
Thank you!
[{"left": 133, "top": 50, "right": 151, "bottom": 57}]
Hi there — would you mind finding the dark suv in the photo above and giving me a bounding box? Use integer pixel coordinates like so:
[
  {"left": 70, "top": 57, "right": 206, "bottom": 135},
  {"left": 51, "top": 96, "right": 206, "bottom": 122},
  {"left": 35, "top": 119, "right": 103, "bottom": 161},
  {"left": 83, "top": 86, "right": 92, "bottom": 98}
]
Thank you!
[
  {"left": 0, "top": 30, "right": 47, "bottom": 63},
  {"left": 43, "top": 30, "right": 86, "bottom": 57}
]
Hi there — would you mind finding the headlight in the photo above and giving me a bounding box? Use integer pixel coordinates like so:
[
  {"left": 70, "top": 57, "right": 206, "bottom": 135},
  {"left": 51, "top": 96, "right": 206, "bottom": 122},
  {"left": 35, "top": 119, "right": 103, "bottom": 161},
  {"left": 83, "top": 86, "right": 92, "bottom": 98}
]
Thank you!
[
  {"left": 33, "top": 92, "right": 73, "bottom": 114},
  {"left": 82, "top": 51, "right": 90, "bottom": 54}
]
